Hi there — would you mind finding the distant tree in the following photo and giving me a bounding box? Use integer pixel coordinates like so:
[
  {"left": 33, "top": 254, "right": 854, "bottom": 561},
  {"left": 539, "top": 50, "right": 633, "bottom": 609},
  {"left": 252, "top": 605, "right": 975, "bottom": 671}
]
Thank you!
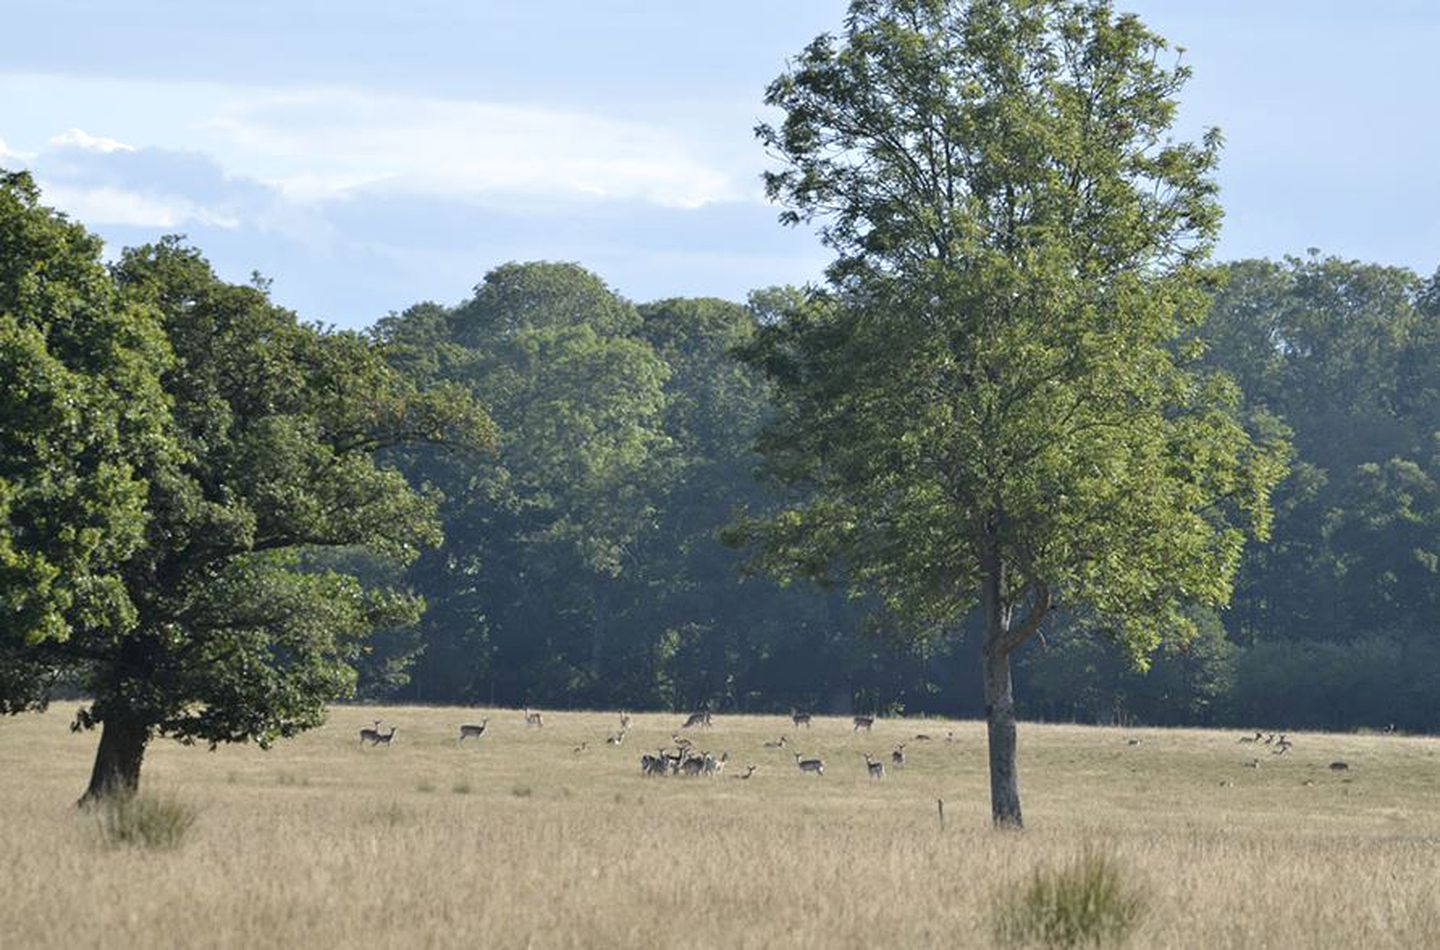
[
  {"left": 735, "top": 0, "right": 1285, "bottom": 826},
  {"left": 1204, "top": 255, "right": 1437, "bottom": 646},
  {"left": 5, "top": 220, "right": 497, "bottom": 801},
  {"left": 382, "top": 263, "right": 672, "bottom": 705}
]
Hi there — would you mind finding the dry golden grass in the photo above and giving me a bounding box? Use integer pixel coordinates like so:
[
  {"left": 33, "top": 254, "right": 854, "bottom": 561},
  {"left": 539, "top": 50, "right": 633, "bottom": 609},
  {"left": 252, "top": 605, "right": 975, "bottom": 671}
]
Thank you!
[{"left": 2, "top": 706, "right": 1438, "bottom": 948}]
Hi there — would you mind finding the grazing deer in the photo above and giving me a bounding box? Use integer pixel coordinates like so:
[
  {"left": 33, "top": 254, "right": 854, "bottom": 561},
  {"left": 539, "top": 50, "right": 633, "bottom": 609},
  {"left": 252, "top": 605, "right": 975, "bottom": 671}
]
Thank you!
[
  {"left": 606, "top": 731, "right": 626, "bottom": 746},
  {"left": 459, "top": 718, "right": 489, "bottom": 742},
  {"left": 864, "top": 753, "right": 885, "bottom": 780},
  {"left": 792, "top": 711, "right": 812, "bottom": 729},
  {"left": 359, "top": 720, "right": 384, "bottom": 745},
  {"left": 681, "top": 711, "right": 712, "bottom": 729},
  {"left": 733, "top": 765, "right": 757, "bottom": 780},
  {"left": 1329, "top": 761, "right": 1350, "bottom": 771},
  {"left": 794, "top": 752, "right": 825, "bottom": 776},
  {"left": 853, "top": 715, "right": 875, "bottom": 732},
  {"left": 913, "top": 733, "right": 933, "bottom": 741},
  {"left": 373, "top": 727, "right": 397, "bottom": 747},
  {"left": 1243, "top": 758, "right": 1260, "bottom": 769},
  {"left": 524, "top": 708, "right": 544, "bottom": 728},
  {"left": 1238, "top": 731, "right": 1262, "bottom": 743},
  {"left": 763, "top": 735, "right": 789, "bottom": 749},
  {"left": 891, "top": 743, "right": 906, "bottom": 768}
]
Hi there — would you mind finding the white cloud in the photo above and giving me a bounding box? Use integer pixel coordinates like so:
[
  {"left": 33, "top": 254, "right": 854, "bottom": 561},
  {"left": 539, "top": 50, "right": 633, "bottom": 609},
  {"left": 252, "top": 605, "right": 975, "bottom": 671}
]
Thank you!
[
  {"left": 0, "top": 137, "right": 37, "bottom": 163},
  {"left": 203, "top": 88, "right": 744, "bottom": 209},
  {"left": 38, "top": 183, "right": 238, "bottom": 229},
  {"left": 50, "top": 128, "right": 137, "bottom": 153}
]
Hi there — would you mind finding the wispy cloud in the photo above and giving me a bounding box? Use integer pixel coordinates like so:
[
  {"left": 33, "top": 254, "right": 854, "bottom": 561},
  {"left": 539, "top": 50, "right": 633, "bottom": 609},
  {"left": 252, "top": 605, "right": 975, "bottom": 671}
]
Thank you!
[
  {"left": 203, "top": 88, "right": 745, "bottom": 209},
  {"left": 0, "top": 136, "right": 36, "bottom": 163},
  {"left": 50, "top": 127, "right": 136, "bottom": 154},
  {"left": 38, "top": 183, "right": 239, "bottom": 229}
]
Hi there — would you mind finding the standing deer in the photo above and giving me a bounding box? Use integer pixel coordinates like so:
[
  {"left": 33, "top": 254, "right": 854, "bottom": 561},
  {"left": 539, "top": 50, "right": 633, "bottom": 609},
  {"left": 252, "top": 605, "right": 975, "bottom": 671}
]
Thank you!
[
  {"left": 853, "top": 715, "right": 875, "bottom": 732},
  {"left": 791, "top": 711, "right": 812, "bottom": 729},
  {"left": 619, "top": 712, "right": 632, "bottom": 731},
  {"left": 359, "top": 720, "right": 384, "bottom": 745},
  {"left": 459, "top": 718, "right": 489, "bottom": 742},
  {"left": 794, "top": 752, "right": 825, "bottom": 776},
  {"left": 373, "top": 726, "right": 398, "bottom": 747},
  {"left": 864, "top": 753, "right": 885, "bottom": 780},
  {"left": 524, "top": 708, "right": 544, "bottom": 728},
  {"left": 891, "top": 743, "right": 906, "bottom": 768}
]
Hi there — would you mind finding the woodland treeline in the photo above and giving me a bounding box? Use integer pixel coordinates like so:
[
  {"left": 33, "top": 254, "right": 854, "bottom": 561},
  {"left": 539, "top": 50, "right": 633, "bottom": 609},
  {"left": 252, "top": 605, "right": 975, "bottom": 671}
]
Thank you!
[
  {"left": 363, "top": 254, "right": 1439, "bottom": 732},
  {"left": 3, "top": 174, "right": 1438, "bottom": 744}
]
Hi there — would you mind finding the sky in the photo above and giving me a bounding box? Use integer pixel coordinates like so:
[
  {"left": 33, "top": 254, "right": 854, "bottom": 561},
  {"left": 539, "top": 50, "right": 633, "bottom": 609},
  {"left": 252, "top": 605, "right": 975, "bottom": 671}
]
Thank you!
[{"left": 3, "top": 1, "right": 1439, "bottom": 329}]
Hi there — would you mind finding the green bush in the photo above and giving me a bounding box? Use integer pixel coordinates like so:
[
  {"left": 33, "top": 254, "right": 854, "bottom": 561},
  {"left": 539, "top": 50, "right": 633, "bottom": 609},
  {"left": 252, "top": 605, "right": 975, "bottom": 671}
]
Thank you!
[
  {"left": 91, "top": 793, "right": 198, "bottom": 851},
  {"left": 995, "top": 849, "right": 1145, "bottom": 948}
]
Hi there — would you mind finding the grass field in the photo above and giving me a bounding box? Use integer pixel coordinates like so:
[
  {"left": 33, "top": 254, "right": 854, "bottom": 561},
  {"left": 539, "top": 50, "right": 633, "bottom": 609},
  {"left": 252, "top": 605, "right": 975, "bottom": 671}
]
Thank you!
[{"left": 2, "top": 705, "right": 1438, "bottom": 948}]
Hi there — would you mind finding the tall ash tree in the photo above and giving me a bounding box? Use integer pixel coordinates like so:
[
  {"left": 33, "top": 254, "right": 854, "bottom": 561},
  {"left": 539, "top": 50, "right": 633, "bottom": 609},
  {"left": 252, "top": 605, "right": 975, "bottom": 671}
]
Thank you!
[{"left": 735, "top": 0, "right": 1286, "bottom": 826}]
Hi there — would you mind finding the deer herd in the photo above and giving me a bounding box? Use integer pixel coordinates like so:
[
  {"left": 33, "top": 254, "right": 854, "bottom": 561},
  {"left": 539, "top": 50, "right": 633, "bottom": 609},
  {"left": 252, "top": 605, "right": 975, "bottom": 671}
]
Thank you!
[
  {"left": 356, "top": 708, "right": 928, "bottom": 782},
  {"left": 359, "top": 710, "right": 1354, "bottom": 785}
]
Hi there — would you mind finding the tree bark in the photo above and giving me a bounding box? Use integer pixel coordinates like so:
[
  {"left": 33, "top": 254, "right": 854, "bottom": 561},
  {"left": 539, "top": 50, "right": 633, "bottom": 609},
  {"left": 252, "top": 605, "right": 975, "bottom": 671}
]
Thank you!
[
  {"left": 981, "top": 548, "right": 1024, "bottom": 828},
  {"left": 79, "top": 717, "right": 149, "bottom": 805},
  {"left": 983, "top": 642, "right": 1023, "bottom": 828}
]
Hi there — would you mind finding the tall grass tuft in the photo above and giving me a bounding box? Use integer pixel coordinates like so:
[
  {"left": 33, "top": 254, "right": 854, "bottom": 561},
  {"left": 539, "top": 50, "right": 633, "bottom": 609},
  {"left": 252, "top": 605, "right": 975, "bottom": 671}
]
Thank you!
[
  {"left": 90, "top": 793, "right": 198, "bottom": 851},
  {"left": 995, "top": 848, "right": 1145, "bottom": 948}
]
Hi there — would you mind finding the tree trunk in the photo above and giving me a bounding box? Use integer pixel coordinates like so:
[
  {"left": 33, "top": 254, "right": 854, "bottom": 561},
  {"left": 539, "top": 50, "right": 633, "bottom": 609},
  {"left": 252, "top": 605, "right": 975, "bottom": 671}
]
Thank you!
[
  {"left": 983, "top": 643, "right": 1023, "bottom": 828},
  {"left": 982, "top": 548, "right": 1024, "bottom": 828},
  {"left": 79, "top": 717, "right": 149, "bottom": 805}
]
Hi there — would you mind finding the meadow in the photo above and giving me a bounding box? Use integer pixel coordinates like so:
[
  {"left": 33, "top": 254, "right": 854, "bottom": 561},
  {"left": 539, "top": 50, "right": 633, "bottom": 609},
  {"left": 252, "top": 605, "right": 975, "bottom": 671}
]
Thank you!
[{"left": 2, "top": 705, "right": 1438, "bottom": 948}]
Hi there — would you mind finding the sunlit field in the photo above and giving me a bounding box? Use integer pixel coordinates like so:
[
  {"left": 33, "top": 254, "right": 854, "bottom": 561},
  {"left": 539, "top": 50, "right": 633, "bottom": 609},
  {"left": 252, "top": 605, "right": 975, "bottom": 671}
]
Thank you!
[{"left": 3, "top": 705, "right": 1438, "bottom": 948}]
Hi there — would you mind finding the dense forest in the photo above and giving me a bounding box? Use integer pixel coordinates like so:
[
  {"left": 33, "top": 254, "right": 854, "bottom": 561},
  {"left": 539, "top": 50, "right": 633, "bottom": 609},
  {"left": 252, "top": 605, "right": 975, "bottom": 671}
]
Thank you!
[
  {"left": 3, "top": 164, "right": 1438, "bottom": 750},
  {"left": 366, "top": 254, "right": 1439, "bottom": 733}
]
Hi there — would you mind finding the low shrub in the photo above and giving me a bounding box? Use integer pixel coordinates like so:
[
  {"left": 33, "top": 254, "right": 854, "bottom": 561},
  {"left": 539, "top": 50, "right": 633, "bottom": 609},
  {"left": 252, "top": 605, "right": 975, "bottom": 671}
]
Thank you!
[
  {"left": 91, "top": 793, "right": 198, "bottom": 851},
  {"left": 995, "top": 849, "right": 1145, "bottom": 948}
]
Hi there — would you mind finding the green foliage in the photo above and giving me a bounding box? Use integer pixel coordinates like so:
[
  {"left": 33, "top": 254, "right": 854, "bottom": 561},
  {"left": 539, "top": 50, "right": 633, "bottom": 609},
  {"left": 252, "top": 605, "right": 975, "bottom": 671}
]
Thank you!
[
  {"left": 995, "top": 849, "right": 1146, "bottom": 948},
  {"left": 89, "top": 792, "right": 198, "bottom": 851},
  {"left": 1024, "top": 611, "right": 1236, "bottom": 725},
  {"left": 0, "top": 170, "right": 174, "bottom": 711},
  {"left": 741, "top": 0, "right": 1283, "bottom": 665},
  {"left": 1203, "top": 255, "right": 1437, "bottom": 648},
  {"left": 1227, "top": 636, "right": 1440, "bottom": 732}
]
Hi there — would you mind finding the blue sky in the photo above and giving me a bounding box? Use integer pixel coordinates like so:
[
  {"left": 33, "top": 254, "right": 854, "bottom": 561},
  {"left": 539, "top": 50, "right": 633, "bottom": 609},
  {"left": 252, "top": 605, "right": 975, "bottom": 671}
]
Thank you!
[{"left": 3, "top": 1, "right": 1438, "bottom": 329}]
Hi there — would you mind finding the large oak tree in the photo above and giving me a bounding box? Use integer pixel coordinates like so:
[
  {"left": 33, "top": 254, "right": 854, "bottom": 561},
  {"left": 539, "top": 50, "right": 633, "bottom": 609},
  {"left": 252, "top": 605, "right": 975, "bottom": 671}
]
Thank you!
[
  {"left": 1, "top": 178, "right": 496, "bottom": 801},
  {"left": 734, "top": 0, "right": 1286, "bottom": 826}
]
